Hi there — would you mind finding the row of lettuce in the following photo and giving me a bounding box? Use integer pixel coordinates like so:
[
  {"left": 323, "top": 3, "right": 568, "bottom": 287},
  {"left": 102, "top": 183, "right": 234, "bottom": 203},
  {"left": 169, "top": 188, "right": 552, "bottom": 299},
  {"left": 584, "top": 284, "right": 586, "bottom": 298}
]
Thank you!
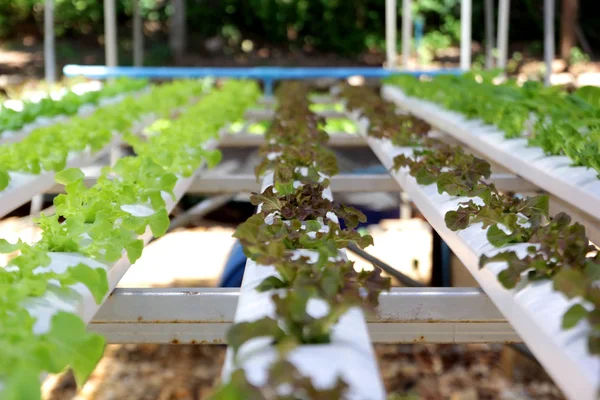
[
  {"left": 385, "top": 73, "right": 600, "bottom": 176},
  {"left": 0, "top": 78, "right": 147, "bottom": 135},
  {"left": 0, "top": 79, "right": 261, "bottom": 400},
  {"left": 210, "top": 82, "right": 390, "bottom": 398},
  {"left": 0, "top": 78, "right": 206, "bottom": 193},
  {"left": 342, "top": 84, "right": 600, "bottom": 357}
]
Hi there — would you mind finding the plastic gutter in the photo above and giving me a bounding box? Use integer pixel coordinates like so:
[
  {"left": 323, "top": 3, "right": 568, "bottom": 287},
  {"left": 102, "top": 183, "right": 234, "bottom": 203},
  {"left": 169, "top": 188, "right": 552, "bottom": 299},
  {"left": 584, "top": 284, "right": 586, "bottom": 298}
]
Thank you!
[
  {"left": 381, "top": 85, "right": 600, "bottom": 226},
  {"left": 220, "top": 170, "right": 386, "bottom": 399},
  {"left": 356, "top": 112, "right": 600, "bottom": 400}
]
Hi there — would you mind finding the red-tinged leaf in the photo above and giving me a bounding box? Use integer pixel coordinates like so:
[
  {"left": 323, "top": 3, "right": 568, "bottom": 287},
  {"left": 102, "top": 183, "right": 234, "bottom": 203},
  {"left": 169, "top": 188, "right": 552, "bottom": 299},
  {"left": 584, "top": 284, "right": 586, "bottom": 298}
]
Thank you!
[
  {"left": 226, "top": 317, "right": 285, "bottom": 356},
  {"left": 553, "top": 269, "right": 587, "bottom": 299}
]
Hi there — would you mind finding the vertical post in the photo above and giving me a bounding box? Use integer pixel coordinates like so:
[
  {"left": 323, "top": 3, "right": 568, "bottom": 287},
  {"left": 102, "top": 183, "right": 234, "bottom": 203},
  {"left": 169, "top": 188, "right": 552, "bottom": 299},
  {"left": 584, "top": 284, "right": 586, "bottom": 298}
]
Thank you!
[
  {"left": 484, "top": 0, "right": 495, "bottom": 69},
  {"left": 401, "top": 0, "right": 412, "bottom": 68},
  {"left": 44, "top": 0, "right": 56, "bottom": 84},
  {"left": 133, "top": 0, "right": 144, "bottom": 67},
  {"left": 414, "top": 16, "right": 424, "bottom": 66},
  {"left": 400, "top": 191, "right": 412, "bottom": 219},
  {"left": 460, "top": 0, "right": 472, "bottom": 70},
  {"left": 104, "top": 0, "right": 118, "bottom": 67},
  {"left": 170, "top": 0, "right": 187, "bottom": 65},
  {"left": 385, "top": 0, "right": 397, "bottom": 68},
  {"left": 264, "top": 79, "right": 274, "bottom": 98},
  {"left": 30, "top": 195, "right": 44, "bottom": 216},
  {"left": 560, "top": 0, "right": 578, "bottom": 60},
  {"left": 496, "top": 0, "right": 510, "bottom": 71},
  {"left": 544, "top": 0, "right": 555, "bottom": 86}
]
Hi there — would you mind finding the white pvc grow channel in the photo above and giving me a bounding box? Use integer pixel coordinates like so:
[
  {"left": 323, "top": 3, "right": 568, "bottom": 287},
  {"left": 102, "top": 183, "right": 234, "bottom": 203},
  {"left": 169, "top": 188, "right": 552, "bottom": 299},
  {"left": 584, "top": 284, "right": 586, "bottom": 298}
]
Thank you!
[
  {"left": 381, "top": 85, "right": 600, "bottom": 224},
  {"left": 221, "top": 170, "right": 386, "bottom": 400},
  {"left": 350, "top": 110, "right": 600, "bottom": 400}
]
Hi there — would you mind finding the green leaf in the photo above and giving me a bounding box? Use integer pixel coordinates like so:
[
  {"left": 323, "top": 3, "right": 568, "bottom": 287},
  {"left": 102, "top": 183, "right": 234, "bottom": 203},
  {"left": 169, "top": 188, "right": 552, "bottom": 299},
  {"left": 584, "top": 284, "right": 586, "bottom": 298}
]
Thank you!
[
  {"left": 444, "top": 209, "right": 471, "bottom": 231},
  {"left": 125, "top": 239, "right": 144, "bottom": 264},
  {"left": 562, "top": 304, "right": 588, "bottom": 329},
  {"left": 67, "top": 263, "right": 109, "bottom": 304},
  {"left": 518, "top": 195, "right": 550, "bottom": 217},
  {"left": 148, "top": 208, "right": 169, "bottom": 237},
  {"left": 55, "top": 168, "right": 84, "bottom": 185},
  {"left": 256, "top": 276, "right": 288, "bottom": 291},
  {"left": 553, "top": 269, "right": 587, "bottom": 299},
  {"left": 0, "top": 365, "right": 41, "bottom": 400},
  {"left": 250, "top": 186, "right": 281, "bottom": 214},
  {"left": 0, "top": 238, "right": 23, "bottom": 253},
  {"left": 44, "top": 312, "right": 105, "bottom": 386},
  {"left": 0, "top": 169, "right": 10, "bottom": 191},
  {"left": 487, "top": 224, "right": 515, "bottom": 247},
  {"left": 204, "top": 149, "right": 222, "bottom": 169}
]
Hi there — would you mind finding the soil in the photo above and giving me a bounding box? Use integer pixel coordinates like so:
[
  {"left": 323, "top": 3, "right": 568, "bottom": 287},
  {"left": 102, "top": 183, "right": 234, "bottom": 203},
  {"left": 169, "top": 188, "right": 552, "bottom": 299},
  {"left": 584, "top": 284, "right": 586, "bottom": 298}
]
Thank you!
[{"left": 42, "top": 343, "right": 564, "bottom": 400}]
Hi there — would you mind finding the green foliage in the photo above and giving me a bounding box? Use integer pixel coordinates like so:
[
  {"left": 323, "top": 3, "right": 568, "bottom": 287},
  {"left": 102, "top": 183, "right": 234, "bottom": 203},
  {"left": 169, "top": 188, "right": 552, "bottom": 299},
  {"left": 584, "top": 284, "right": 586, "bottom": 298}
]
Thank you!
[
  {"left": 385, "top": 73, "right": 600, "bottom": 176},
  {"left": 0, "top": 0, "right": 554, "bottom": 55},
  {"left": 0, "top": 79, "right": 261, "bottom": 399},
  {"left": 0, "top": 78, "right": 146, "bottom": 135},
  {"left": 219, "top": 82, "right": 390, "bottom": 395},
  {"left": 346, "top": 83, "right": 600, "bottom": 357}
]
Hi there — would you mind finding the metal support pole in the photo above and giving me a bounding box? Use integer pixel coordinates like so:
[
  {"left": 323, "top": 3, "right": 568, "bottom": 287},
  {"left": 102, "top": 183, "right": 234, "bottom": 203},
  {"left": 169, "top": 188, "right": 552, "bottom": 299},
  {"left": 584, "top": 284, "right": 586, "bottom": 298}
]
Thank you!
[
  {"left": 44, "top": 0, "right": 56, "bottom": 84},
  {"left": 103, "top": 0, "right": 118, "bottom": 67},
  {"left": 170, "top": 0, "right": 186, "bottom": 64},
  {"left": 460, "top": 0, "right": 472, "bottom": 71},
  {"left": 484, "top": 0, "right": 495, "bottom": 69},
  {"left": 496, "top": 0, "right": 510, "bottom": 71},
  {"left": 263, "top": 79, "right": 274, "bottom": 97},
  {"left": 431, "top": 231, "right": 452, "bottom": 287},
  {"left": 544, "top": 0, "right": 555, "bottom": 86},
  {"left": 30, "top": 195, "right": 44, "bottom": 216},
  {"left": 133, "top": 0, "right": 144, "bottom": 67},
  {"left": 401, "top": 0, "right": 412, "bottom": 68},
  {"left": 400, "top": 191, "right": 412, "bottom": 219},
  {"left": 385, "top": 0, "right": 397, "bottom": 68}
]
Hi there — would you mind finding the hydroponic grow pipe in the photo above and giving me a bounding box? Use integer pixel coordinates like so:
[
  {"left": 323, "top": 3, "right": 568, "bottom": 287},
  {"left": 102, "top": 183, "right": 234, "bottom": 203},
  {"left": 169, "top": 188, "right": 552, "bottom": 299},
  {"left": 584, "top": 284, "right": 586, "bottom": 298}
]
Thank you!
[{"left": 63, "top": 65, "right": 463, "bottom": 95}]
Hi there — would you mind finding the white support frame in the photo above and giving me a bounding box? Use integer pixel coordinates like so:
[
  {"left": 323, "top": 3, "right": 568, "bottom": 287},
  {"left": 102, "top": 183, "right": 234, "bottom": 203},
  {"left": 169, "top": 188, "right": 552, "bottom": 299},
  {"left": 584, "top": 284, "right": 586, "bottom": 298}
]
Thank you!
[
  {"left": 484, "top": 0, "right": 495, "bottom": 69},
  {"left": 496, "top": 0, "right": 510, "bottom": 71},
  {"left": 219, "top": 132, "right": 366, "bottom": 147},
  {"left": 44, "top": 0, "right": 56, "bottom": 84},
  {"left": 386, "top": 0, "right": 398, "bottom": 68},
  {"left": 401, "top": 0, "right": 412, "bottom": 68},
  {"left": 89, "top": 287, "right": 520, "bottom": 344},
  {"left": 133, "top": 0, "right": 144, "bottom": 67},
  {"left": 544, "top": 0, "right": 555, "bottom": 86},
  {"left": 460, "top": 0, "right": 472, "bottom": 70},
  {"left": 103, "top": 0, "right": 118, "bottom": 67}
]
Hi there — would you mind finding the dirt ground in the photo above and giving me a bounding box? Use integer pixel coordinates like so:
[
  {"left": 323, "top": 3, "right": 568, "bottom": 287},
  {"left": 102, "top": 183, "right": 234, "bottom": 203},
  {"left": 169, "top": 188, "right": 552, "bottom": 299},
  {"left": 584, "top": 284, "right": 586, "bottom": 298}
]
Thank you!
[{"left": 42, "top": 343, "right": 563, "bottom": 400}]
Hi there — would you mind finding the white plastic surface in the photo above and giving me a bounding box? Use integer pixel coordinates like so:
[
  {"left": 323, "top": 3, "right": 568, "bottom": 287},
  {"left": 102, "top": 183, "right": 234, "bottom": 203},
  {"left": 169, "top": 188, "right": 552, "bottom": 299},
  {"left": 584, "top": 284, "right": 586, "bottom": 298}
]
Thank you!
[
  {"left": 221, "top": 171, "right": 386, "bottom": 400},
  {"left": 381, "top": 85, "right": 600, "bottom": 223},
  {"left": 364, "top": 130, "right": 600, "bottom": 400}
]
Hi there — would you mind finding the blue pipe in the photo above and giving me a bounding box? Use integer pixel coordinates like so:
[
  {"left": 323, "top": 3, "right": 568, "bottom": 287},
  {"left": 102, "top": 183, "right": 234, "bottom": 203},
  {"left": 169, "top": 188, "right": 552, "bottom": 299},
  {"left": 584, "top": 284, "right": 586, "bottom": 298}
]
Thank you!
[{"left": 63, "top": 65, "right": 462, "bottom": 80}]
